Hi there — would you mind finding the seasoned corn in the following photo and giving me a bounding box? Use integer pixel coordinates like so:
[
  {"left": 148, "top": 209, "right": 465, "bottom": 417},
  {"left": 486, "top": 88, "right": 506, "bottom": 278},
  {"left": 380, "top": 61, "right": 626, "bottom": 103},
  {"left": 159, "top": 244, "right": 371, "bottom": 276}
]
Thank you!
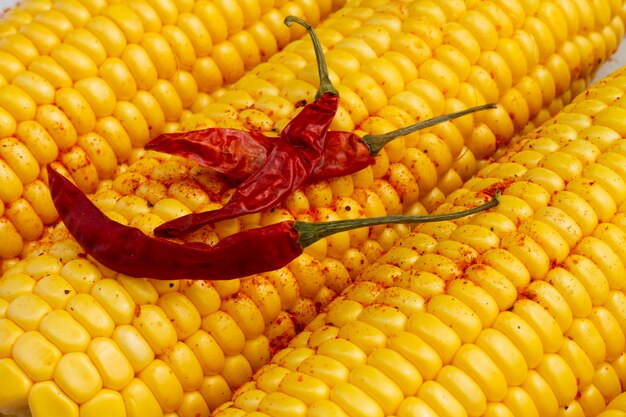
[
  {"left": 0, "top": 0, "right": 626, "bottom": 415},
  {"left": 0, "top": 0, "right": 346, "bottom": 259},
  {"left": 209, "top": 64, "right": 626, "bottom": 417}
]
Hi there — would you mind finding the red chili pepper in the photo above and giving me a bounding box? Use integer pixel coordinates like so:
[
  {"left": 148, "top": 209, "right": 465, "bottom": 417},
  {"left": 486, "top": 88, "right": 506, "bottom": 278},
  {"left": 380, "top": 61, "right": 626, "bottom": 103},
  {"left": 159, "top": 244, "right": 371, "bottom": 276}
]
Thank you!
[
  {"left": 147, "top": 104, "right": 496, "bottom": 183},
  {"left": 153, "top": 16, "right": 341, "bottom": 238},
  {"left": 145, "top": 128, "right": 275, "bottom": 181},
  {"left": 48, "top": 165, "right": 499, "bottom": 280}
]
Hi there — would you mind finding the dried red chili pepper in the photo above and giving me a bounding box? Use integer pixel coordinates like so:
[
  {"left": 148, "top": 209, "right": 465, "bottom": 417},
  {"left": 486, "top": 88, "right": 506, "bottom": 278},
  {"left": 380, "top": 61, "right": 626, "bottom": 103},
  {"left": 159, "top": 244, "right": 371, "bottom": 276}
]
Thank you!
[
  {"left": 145, "top": 128, "right": 275, "bottom": 181},
  {"left": 147, "top": 104, "right": 496, "bottom": 183},
  {"left": 48, "top": 165, "right": 499, "bottom": 280},
  {"left": 153, "top": 16, "right": 341, "bottom": 238}
]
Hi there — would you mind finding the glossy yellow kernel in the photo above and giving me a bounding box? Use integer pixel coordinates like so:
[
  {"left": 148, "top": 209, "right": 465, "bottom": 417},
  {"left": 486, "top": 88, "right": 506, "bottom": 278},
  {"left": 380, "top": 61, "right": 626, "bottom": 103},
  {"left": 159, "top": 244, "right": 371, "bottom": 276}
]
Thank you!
[
  {"left": 59, "top": 259, "right": 101, "bottom": 297},
  {"left": 13, "top": 330, "right": 62, "bottom": 381},
  {"left": 66, "top": 293, "right": 115, "bottom": 338},
  {"left": 113, "top": 101, "right": 150, "bottom": 147},
  {"left": 329, "top": 382, "right": 383, "bottom": 417},
  {"left": 97, "top": 57, "right": 136, "bottom": 101},
  {"left": 32, "top": 273, "right": 74, "bottom": 311},
  {"left": 105, "top": 324, "right": 153, "bottom": 376},
  {"left": 100, "top": 3, "right": 143, "bottom": 44},
  {"left": 0, "top": 160, "right": 24, "bottom": 203},
  {"left": 574, "top": 236, "right": 626, "bottom": 290},
  {"left": 79, "top": 389, "right": 127, "bottom": 417},
  {"left": 4, "top": 198, "right": 44, "bottom": 240},
  {"left": 29, "top": 380, "right": 79, "bottom": 417},
  {"left": 404, "top": 312, "right": 459, "bottom": 366},
  {"left": 0, "top": 137, "right": 39, "bottom": 185},
  {"left": 75, "top": 132, "right": 117, "bottom": 180},
  {"left": 121, "top": 378, "right": 163, "bottom": 417},
  {"left": 132, "top": 90, "right": 165, "bottom": 138},
  {"left": 11, "top": 70, "right": 55, "bottom": 106},
  {"left": 0, "top": 85, "right": 36, "bottom": 122},
  {"left": 137, "top": 359, "right": 184, "bottom": 412},
  {"left": 566, "top": 317, "right": 607, "bottom": 368},
  {"left": 84, "top": 16, "right": 127, "bottom": 58},
  {"left": 53, "top": 351, "right": 104, "bottom": 405},
  {"left": 39, "top": 309, "right": 90, "bottom": 353},
  {"left": 0, "top": 317, "right": 24, "bottom": 358},
  {"left": 0, "top": 357, "right": 31, "bottom": 413},
  {"left": 0, "top": 33, "right": 38, "bottom": 67},
  {"left": 54, "top": 88, "right": 96, "bottom": 137},
  {"left": 201, "top": 310, "right": 246, "bottom": 356},
  {"left": 87, "top": 280, "right": 133, "bottom": 326},
  {"left": 7, "top": 293, "right": 51, "bottom": 331},
  {"left": 589, "top": 307, "right": 625, "bottom": 362},
  {"left": 157, "top": 25, "right": 195, "bottom": 73},
  {"left": 86, "top": 337, "right": 134, "bottom": 390},
  {"left": 60, "top": 29, "right": 104, "bottom": 68}
]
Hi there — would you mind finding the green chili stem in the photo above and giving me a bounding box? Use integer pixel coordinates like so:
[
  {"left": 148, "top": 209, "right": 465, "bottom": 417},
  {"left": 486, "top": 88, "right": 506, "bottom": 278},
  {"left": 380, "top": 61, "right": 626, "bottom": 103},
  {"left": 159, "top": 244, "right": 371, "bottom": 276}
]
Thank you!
[
  {"left": 363, "top": 102, "right": 498, "bottom": 155},
  {"left": 294, "top": 191, "right": 500, "bottom": 248},
  {"left": 284, "top": 15, "right": 338, "bottom": 99}
]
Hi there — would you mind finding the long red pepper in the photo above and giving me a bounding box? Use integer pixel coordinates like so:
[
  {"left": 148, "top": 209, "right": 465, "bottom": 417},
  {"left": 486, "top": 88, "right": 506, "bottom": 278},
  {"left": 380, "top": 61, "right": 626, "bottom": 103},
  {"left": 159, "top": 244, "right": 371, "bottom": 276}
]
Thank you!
[
  {"left": 48, "top": 165, "right": 499, "bottom": 280},
  {"left": 146, "top": 105, "right": 497, "bottom": 183},
  {"left": 153, "top": 16, "right": 340, "bottom": 238}
]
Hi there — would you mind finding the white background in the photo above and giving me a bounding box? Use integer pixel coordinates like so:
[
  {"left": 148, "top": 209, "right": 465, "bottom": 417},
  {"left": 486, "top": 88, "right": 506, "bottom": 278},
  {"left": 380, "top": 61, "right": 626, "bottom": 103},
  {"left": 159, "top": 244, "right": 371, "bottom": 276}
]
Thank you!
[{"left": 0, "top": 0, "right": 624, "bottom": 83}]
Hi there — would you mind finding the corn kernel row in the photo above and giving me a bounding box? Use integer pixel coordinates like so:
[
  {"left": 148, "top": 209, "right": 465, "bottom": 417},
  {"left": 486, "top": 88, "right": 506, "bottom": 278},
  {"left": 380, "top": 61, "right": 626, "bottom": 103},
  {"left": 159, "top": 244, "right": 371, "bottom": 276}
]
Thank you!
[
  {"left": 213, "top": 64, "right": 626, "bottom": 417},
  {"left": 0, "top": 0, "right": 345, "bottom": 260}
]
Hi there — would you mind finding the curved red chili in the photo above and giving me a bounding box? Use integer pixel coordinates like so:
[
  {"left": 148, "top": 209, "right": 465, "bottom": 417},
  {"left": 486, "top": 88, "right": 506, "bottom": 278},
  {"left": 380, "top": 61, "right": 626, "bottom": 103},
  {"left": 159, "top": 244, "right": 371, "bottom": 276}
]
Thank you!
[
  {"left": 48, "top": 165, "right": 301, "bottom": 280},
  {"left": 153, "top": 16, "right": 340, "bottom": 238},
  {"left": 147, "top": 104, "right": 496, "bottom": 184},
  {"left": 48, "top": 165, "right": 499, "bottom": 281}
]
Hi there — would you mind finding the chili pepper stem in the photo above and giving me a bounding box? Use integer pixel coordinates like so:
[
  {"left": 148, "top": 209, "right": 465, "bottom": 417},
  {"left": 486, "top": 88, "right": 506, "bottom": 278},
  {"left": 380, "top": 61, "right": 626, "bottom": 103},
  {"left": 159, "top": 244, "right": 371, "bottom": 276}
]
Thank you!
[
  {"left": 284, "top": 15, "right": 338, "bottom": 99},
  {"left": 294, "top": 191, "right": 500, "bottom": 248},
  {"left": 363, "top": 102, "right": 498, "bottom": 155}
]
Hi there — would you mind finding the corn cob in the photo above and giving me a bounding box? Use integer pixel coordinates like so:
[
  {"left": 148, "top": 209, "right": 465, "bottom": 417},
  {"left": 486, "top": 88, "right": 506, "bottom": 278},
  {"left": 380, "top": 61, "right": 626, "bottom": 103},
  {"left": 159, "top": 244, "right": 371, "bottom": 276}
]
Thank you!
[
  {"left": 207, "top": 64, "right": 626, "bottom": 417},
  {"left": 0, "top": 0, "right": 345, "bottom": 259}
]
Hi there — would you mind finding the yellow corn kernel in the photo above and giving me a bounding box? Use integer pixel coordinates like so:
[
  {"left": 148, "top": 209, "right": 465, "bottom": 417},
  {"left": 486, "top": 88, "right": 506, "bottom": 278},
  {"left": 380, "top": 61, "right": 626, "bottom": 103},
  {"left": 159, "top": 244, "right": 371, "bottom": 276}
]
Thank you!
[
  {"left": 0, "top": 33, "right": 38, "bottom": 67},
  {"left": 13, "top": 330, "right": 62, "bottom": 381},
  {"left": 527, "top": 281, "right": 573, "bottom": 332},
  {"left": 589, "top": 307, "right": 626, "bottom": 362},
  {"left": 53, "top": 352, "right": 103, "bottom": 404},
  {"left": 29, "top": 380, "right": 78, "bottom": 417},
  {"left": 86, "top": 337, "right": 134, "bottom": 391},
  {"left": 11, "top": 71, "right": 54, "bottom": 107},
  {"left": 111, "top": 324, "right": 155, "bottom": 374},
  {"left": 130, "top": 303, "right": 177, "bottom": 355},
  {"left": 33, "top": 273, "right": 75, "bottom": 310},
  {"left": 63, "top": 28, "right": 106, "bottom": 67},
  {"left": 202, "top": 310, "right": 246, "bottom": 355},
  {"left": 0, "top": 137, "right": 38, "bottom": 186},
  {"left": 6, "top": 293, "right": 50, "bottom": 331},
  {"left": 39, "top": 309, "right": 90, "bottom": 353},
  {"left": 121, "top": 378, "right": 163, "bottom": 417},
  {"left": 138, "top": 359, "right": 184, "bottom": 412},
  {"left": 0, "top": 85, "right": 36, "bottom": 122},
  {"left": 66, "top": 293, "right": 114, "bottom": 338},
  {"left": 79, "top": 389, "right": 126, "bottom": 417},
  {"left": 154, "top": 292, "right": 200, "bottom": 339},
  {"left": 158, "top": 341, "right": 203, "bottom": 392},
  {"left": 0, "top": 357, "right": 32, "bottom": 413}
]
